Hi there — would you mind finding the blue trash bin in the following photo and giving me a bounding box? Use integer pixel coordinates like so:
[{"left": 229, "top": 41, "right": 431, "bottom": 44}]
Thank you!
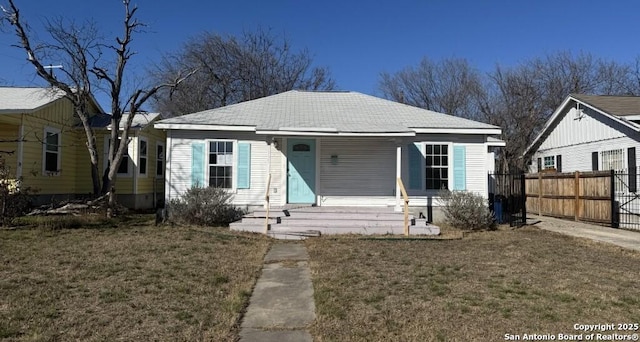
[{"left": 494, "top": 199, "right": 503, "bottom": 224}]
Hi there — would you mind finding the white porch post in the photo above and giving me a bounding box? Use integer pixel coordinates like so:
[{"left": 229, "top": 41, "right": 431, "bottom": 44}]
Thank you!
[
  {"left": 395, "top": 143, "right": 402, "bottom": 212},
  {"left": 264, "top": 137, "right": 272, "bottom": 209}
]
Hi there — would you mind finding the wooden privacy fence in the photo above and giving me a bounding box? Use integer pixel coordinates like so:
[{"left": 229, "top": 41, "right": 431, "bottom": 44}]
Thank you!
[{"left": 525, "top": 171, "right": 613, "bottom": 225}]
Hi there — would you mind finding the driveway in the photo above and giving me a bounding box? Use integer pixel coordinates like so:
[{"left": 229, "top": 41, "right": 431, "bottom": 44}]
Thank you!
[{"left": 529, "top": 214, "right": 640, "bottom": 252}]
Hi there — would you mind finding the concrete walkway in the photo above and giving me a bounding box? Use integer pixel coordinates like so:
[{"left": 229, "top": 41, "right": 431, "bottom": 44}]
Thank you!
[
  {"left": 530, "top": 215, "right": 640, "bottom": 252},
  {"left": 239, "top": 243, "right": 315, "bottom": 342}
]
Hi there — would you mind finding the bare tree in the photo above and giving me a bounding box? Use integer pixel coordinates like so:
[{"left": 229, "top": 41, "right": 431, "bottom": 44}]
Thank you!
[
  {"left": 2, "top": 1, "right": 103, "bottom": 194},
  {"left": 151, "top": 29, "right": 335, "bottom": 116},
  {"left": 2, "top": 0, "right": 193, "bottom": 215},
  {"left": 379, "top": 52, "right": 635, "bottom": 172},
  {"left": 479, "top": 51, "right": 633, "bottom": 172},
  {"left": 379, "top": 57, "right": 484, "bottom": 120}
]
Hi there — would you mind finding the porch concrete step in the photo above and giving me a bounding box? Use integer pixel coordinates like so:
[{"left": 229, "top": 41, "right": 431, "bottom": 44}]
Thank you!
[
  {"left": 232, "top": 217, "right": 280, "bottom": 225},
  {"left": 269, "top": 225, "right": 439, "bottom": 235},
  {"left": 266, "top": 229, "right": 321, "bottom": 240},
  {"left": 230, "top": 222, "right": 275, "bottom": 233},
  {"left": 231, "top": 224, "right": 439, "bottom": 237},
  {"left": 276, "top": 219, "right": 411, "bottom": 228},
  {"left": 289, "top": 212, "right": 408, "bottom": 220}
]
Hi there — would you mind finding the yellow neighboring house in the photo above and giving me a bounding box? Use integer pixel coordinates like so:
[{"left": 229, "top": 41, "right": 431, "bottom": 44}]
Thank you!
[{"left": 0, "top": 87, "right": 165, "bottom": 209}]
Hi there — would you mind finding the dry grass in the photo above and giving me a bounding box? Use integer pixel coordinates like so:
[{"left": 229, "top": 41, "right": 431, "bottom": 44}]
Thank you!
[
  {"left": 0, "top": 216, "right": 271, "bottom": 341},
  {"left": 307, "top": 226, "right": 640, "bottom": 341}
]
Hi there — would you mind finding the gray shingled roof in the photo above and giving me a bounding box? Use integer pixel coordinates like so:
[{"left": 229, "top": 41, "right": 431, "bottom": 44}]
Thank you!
[
  {"left": 572, "top": 94, "right": 640, "bottom": 117},
  {"left": 156, "top": 90, "right": 499, "bottom": 133},
  {"left": 0, "top": 87, "right": 65, "bottom": 113},
  {"left": 89, "top": 112, "right": 161, "bottom": 130}
]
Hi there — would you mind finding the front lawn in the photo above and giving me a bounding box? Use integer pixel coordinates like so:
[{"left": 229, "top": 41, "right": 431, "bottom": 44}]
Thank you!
[
  {"left": 307, "top": 226, "right": 640, "bottom": 341},
  {"left": 0, "top": 217, "right": 271, "bottom": 341}
]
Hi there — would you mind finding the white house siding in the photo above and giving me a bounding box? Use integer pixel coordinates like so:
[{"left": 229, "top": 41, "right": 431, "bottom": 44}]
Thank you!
[
  {"left": 165, "top": 130, "right": 282, "bottom": 207},
  {"left": 318, "top": 137, "right": 397, "bottom": 206},
  {"left": 531, "top": 136, "right": 639, "bottom": 173},
  {"left": 318, "top": 134, "right": 491, "bottom": 207},
  {"left": 402, "top": 134, "right": 489, "bottom": 203},
  {"left": 166, "top": 132, "right": 493, "bottom": 208},
  {"left": 538, "top": 107, "right": 625, "bottom": 151},
  {"left": 530, "top": 105, "right": 640, "bottom": 173}
]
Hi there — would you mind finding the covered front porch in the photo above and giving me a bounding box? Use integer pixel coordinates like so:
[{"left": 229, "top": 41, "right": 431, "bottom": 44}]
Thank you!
[{"left": 265, "top": 136, "right": 412, "bottom": 212}]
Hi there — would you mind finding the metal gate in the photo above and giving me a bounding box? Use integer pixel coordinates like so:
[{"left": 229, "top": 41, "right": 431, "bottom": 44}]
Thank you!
[
  {"left": 613, "top": 168, "right": 640, "bottom": 230},
  {"left": 488, "top": 173, "right": 526, "bottom": 227}
]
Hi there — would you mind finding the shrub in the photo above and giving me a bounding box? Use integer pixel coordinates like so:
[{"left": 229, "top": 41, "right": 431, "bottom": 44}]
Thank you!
[
  {"left": 0, "top": 156, "right": 34, "bottom": 226},
  {"left": 168, "top": 186, "right": 246, "bottom": 226},
  {"left": 439, "top": 190, "right": 495, "bottom": 231}
]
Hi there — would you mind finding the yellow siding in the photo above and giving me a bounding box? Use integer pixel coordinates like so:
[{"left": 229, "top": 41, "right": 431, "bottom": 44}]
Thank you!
[
  {"left": 18, "top": 100, "right": 84, "bottom": 195},
  {"left": 73, "top": 131, "right": 97, "bottom": 195},
  {"left": 0, "top": 119, "right": 19, "bottom": 175},
  {"left": 136, "top": 126, "right": 166, "bottom": 194},
  {"left": 1, "top": 97, "right": 164, "bottom": 203}
]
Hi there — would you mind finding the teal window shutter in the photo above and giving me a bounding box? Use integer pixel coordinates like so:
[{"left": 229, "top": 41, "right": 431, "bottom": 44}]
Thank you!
[
  {"left": 408, "top": 143, "right": 422, "bottom": 190},
  {"left": 191, "top": 142, "right": 205, "bottom": 187},
  {"left": 237, "top": 142, "right": 251, "bottom": 189},
  {"left": 453, "top": 145, "right": 466, "bottom": 190}
]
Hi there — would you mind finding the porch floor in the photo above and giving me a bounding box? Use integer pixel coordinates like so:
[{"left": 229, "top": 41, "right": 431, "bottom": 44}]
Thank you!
[{"left": 230, "top": 206, "right": 440, "bottom": 239}]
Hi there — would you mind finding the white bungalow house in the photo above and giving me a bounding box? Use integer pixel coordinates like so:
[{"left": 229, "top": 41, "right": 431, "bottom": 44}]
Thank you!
[
  {"left": 154, "top": 90, "right": 503, "bottom": 215},
  {"left": 525, "top": 94, "right": 640, "bottom": 174}
]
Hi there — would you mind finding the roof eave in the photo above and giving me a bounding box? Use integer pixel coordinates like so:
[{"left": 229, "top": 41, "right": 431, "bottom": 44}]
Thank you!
[
  {"left": 487, "top": 141, "right": 506, "bottom": 147},
  {"left": 412, "top": 127, "right": 502, "bottom": 135},
  {"left": 153, "top": 123, "right": 257, "bottom": 131},
  {"left": 255, "top": 129, "right": 416, "bottom": 137}
]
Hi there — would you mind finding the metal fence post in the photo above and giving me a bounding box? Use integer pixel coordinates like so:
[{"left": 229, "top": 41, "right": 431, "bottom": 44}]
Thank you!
[
  {"left": 521, "top": 172, "right": 526, "bottom": 225},
  {"left": 611, "top": 169, "right": 619, "bottom": 228}
]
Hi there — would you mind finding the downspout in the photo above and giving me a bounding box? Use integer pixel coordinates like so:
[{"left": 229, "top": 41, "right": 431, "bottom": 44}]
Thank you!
[
  {"left": 165, "top": 130, "right": 172, "bottom": 206},
  {"left": 132, "top": 131, "right": 138, "bottom": 199},
  {"left": 395, "top": 142, "right": 402, "bottom": 212}
]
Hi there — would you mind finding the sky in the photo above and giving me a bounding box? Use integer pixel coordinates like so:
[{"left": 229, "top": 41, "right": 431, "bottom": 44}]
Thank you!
[{"left": 2, "top": 0, "right": 640, "bottom": 110}]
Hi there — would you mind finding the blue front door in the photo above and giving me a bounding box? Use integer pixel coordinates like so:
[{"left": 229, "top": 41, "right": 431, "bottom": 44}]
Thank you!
[{"left": 287, "top": 139, "right": 316, "bottom": 203}]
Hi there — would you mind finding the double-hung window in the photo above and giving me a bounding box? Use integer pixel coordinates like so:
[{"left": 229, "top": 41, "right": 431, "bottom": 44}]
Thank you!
[
  {"left": 425, "top": 144, "right": 449, "bottom": 190},
  {"left": 43, "top": 127, "right": 61, "bottom": 174},
  {"left": 209, "top": 141, "right": 233, "bottom": 188}
]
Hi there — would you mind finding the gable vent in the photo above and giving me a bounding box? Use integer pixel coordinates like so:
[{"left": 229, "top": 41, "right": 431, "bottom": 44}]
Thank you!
[{"left": 574, "top": 103, "right": 585, "bottom": 121}]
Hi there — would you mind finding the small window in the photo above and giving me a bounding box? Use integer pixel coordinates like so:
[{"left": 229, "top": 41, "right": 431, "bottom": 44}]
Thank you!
[
  {"left": 118, "top": 157, "right": 129, "bottom": 174},
  {"left": 105, "top": 137, "right": 131, "bottom": 176},
  {"left": 156, "top": 143, "right": 165, "bottom": 177},
  {"left": 209, "top": 141, "right": 233, "bottom": 188},
  {"left": 293, "top": 144, "right": 310, "bottom": 152},
  {"left": 139, "top": 138, "right": 147, "bottom": 176},
  {"left": 543, "top": 156, "right": 556, "bottom": 170},
  {"left": 43, "top": 127, "right": 61, "bottom": 174}
]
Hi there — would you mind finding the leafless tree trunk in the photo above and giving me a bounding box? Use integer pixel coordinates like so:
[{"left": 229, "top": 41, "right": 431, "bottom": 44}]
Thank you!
[
  {"left": 3, "top": 0, "right": 194, "bottom": 216},
  {"left": 89, "top": 0, "right": 194, "bottom": 216},
  {"left": 2, "top": 0, "right": 102, "bottom": 194}
]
